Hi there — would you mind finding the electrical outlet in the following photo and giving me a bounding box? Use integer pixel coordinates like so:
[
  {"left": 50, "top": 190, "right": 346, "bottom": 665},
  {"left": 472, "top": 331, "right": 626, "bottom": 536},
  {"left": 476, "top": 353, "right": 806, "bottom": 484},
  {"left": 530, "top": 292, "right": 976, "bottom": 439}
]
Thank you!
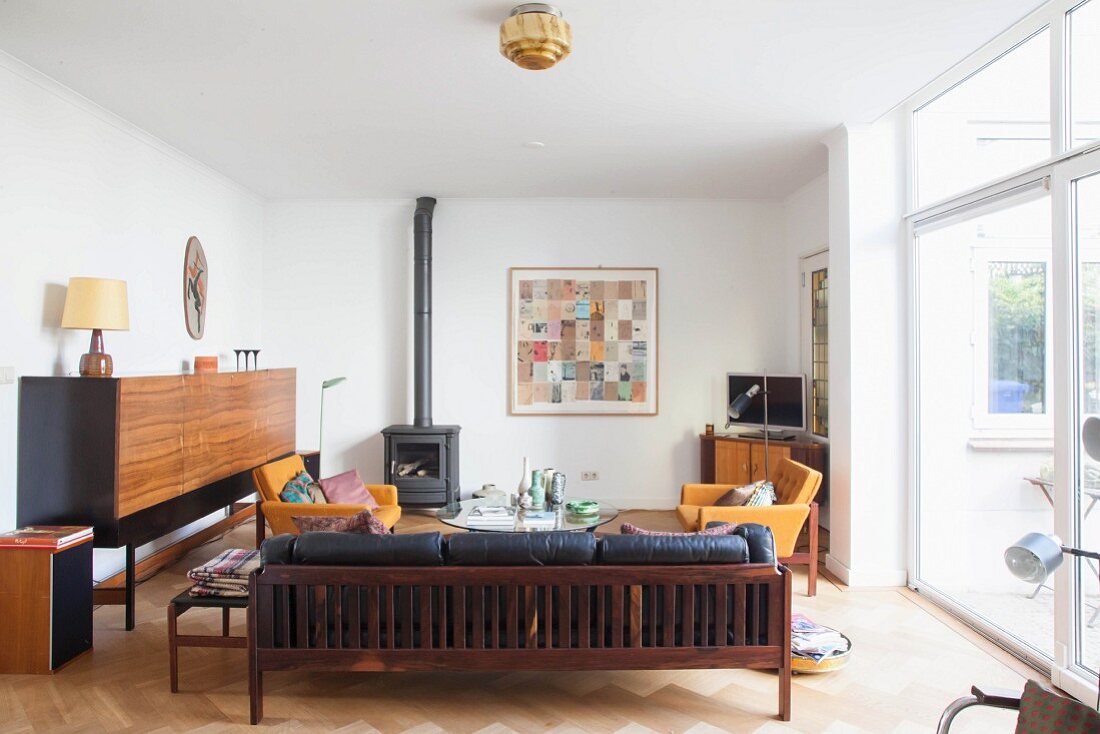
[
  {"left": 581, "top": 471, "right": 599, "bottom": 481},
  {"left": 0, "top": 366, "right": 14, "bottom": 385}
]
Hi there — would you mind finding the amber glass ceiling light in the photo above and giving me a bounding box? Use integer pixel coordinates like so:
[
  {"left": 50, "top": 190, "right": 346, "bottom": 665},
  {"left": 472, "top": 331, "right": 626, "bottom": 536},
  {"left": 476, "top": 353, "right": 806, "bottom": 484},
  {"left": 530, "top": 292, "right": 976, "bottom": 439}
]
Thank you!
[{"left": 500, "top": 4, "right": 572, "bottom": 71}]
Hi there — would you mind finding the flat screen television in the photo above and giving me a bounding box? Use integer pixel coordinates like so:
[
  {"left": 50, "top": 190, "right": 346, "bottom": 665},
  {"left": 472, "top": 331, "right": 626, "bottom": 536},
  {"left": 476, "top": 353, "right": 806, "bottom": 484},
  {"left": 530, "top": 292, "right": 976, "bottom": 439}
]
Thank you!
[{"left": 726, "top": 373, "right": 807, "bottom": 437}]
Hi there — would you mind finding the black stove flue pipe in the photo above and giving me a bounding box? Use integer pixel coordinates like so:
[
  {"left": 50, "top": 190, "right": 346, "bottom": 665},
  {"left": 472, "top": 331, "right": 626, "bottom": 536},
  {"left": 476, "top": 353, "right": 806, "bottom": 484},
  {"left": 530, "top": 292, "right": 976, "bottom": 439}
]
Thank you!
[{"left": 413, "top": 197, "right": 436, "bottom": 427}]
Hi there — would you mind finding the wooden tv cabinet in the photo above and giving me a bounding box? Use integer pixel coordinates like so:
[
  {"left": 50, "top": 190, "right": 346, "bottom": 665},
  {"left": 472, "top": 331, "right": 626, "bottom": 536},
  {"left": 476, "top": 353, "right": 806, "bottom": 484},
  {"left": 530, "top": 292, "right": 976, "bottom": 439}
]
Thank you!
[
  {"left": 699, "top": 433, "right": 826, "bottom": 485},
  {"left": 17, "top": 369, "right": 295, "bottom": 630}
]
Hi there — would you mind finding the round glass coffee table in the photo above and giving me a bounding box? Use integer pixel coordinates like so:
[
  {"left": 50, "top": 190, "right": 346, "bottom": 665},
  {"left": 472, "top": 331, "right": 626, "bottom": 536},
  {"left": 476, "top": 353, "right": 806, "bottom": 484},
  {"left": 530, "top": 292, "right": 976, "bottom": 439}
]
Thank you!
[{"left": 436, "top": 497, "right": 619, "bottom": 533}]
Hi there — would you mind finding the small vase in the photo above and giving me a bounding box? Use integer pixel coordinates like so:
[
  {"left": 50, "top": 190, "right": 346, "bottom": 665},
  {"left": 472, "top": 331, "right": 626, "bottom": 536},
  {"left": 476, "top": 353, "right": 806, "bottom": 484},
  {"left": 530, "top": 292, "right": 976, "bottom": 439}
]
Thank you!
[
  {"left": 550, "top": 472, "right": 566, "bottom": 506},
  {"left": 529, "top": 469, "right": 546, "bottom": 509},
  {"left": 517, "top": 457, "right": 532, "bottom": 499}
]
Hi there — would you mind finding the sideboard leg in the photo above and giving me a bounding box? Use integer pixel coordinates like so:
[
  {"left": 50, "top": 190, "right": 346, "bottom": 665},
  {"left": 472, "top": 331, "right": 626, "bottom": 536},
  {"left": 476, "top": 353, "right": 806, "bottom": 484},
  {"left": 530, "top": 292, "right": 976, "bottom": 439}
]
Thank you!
[{"left": 125, "top": 544, "right": 136, "bottom": 631}]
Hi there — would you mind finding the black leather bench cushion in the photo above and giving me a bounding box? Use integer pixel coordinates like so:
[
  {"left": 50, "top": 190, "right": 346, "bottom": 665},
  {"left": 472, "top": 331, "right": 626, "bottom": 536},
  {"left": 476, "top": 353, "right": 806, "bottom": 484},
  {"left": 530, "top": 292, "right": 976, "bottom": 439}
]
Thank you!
[
  {"left": 260, "top": 534, "right": 297, "bottom": 565},
  {"left": 597, "top": 534, "right": 749, "bottom": 565},
  {"left": 291, "top": 531, "right": 444, "bottom": 566},
  {"left": 446, "top": 531, "right": 596, "bottom": 566},
  {"left": 733, "top": 524, "right": 776, "bottom": 565}
]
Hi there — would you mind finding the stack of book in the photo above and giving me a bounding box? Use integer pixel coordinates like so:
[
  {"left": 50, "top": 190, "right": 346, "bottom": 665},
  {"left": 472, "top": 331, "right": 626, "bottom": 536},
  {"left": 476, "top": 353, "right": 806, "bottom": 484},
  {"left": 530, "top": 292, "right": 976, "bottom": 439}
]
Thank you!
[
  {"left": 466, "top": 506, "right": 517, "bottom": 528},
  {"left": 0, "top": 525, "right": 93, "bottom": 548},
  {"left": 521, "top": 510, "right": 557, "bottom": 530}
]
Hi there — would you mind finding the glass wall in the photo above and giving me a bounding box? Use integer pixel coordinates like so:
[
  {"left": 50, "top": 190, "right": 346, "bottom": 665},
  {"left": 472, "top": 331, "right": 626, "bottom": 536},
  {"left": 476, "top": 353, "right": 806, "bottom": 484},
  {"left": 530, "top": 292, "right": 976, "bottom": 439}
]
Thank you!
[
  {"left": 914, "top": 30, "right": 1050, "bottom": 207},
  {"left": 1071, "top": 0, "right": 1100, "bottom": 149},
  {"left": 912, "top": 0, "right": 1100, "bottom": 698}
]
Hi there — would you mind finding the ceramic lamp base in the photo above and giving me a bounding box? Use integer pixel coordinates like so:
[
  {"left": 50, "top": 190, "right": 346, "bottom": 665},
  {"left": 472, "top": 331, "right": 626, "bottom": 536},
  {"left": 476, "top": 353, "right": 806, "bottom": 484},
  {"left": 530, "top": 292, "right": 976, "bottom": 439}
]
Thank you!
[
  {"left": 79, "top": 352, "right": 113, "bottom": 377},
  {"left": 79, "top": 328, "right": 113, "bottom": 377}
]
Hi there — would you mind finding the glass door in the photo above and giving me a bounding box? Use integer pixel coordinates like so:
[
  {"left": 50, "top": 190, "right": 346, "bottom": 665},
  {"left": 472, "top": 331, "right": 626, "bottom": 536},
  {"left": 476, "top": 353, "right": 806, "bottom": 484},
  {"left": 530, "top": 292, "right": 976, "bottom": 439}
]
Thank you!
[
  {"left": 914, "top": 195, "right": 1055, "bottom": 661},
  {"left": 1056, "top": 149, "right": 1100, "bottom": 701}
]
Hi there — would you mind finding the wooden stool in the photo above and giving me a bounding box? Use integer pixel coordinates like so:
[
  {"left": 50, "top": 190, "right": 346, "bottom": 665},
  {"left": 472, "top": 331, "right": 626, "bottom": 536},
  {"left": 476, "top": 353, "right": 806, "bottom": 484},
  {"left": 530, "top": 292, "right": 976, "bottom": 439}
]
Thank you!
[{"left": 167, "top": 591, "right": 248, "bottom": 692}]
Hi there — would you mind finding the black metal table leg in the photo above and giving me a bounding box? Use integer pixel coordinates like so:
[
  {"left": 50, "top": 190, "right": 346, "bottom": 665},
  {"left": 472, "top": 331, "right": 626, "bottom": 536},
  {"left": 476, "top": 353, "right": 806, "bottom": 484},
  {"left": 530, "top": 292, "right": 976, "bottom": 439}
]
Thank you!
[{"left": 125, "top": 543, "right": 135, "bottom": 631}]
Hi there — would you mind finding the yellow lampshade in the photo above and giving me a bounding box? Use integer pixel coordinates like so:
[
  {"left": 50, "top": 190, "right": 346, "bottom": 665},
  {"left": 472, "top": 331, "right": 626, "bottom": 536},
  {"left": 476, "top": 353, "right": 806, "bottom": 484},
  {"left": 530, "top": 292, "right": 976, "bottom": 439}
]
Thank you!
[{"left": 61, "top": 277, "right": 130, "bottom": 331}]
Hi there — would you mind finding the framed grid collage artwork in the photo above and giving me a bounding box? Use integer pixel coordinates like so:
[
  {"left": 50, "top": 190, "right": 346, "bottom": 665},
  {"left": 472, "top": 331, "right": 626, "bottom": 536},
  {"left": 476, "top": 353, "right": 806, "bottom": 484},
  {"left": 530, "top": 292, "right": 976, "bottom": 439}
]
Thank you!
[{"left": 509, "top": 267, "right": 658, "bottom": 415}]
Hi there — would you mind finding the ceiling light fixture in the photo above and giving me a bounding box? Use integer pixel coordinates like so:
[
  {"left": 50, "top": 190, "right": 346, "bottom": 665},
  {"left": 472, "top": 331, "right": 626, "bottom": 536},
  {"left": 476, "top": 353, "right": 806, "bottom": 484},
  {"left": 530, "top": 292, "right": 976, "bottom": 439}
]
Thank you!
[{"left": 500, "top": 4, "right": 571, "bottom": 71}]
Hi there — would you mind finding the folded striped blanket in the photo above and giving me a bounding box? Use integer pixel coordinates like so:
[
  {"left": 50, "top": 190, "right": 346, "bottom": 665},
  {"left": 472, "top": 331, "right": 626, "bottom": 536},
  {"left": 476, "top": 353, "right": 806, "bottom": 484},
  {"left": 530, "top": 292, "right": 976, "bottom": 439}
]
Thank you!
[{"left": 187, "top": 548, "right": 260, "bottom": 598}]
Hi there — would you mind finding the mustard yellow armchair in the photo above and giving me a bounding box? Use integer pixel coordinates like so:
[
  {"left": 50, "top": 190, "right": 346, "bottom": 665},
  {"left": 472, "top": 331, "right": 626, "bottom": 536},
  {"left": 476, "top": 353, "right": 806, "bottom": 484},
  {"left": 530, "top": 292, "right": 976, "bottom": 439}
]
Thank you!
[
  {"left": 678, "top": 458, "right": 823, "bottom": 595},
  {"left": 251, "top": 454, "right": 401, "bottom": 546}
]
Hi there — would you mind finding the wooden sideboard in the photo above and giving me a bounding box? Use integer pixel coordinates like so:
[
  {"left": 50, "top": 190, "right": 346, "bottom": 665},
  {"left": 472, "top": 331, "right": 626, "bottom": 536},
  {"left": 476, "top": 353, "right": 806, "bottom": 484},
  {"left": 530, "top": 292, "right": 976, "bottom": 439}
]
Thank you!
[
  {"left": 17, "top": 369, "right": 295, "bottom": 629},
  {"left": 700, "top": 433, "right": 827, "bottom": 486}
]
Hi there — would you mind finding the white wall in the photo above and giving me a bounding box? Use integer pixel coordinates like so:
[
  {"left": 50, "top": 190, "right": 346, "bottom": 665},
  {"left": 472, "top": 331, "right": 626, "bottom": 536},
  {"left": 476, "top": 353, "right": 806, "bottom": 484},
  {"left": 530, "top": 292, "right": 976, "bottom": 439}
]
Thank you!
[
  {"left": 781, "top": 173, "right": 830, "bottom": 372},
  {"left": 0, "top": 53, "right": 265, "bottom": 577},
  {"left": 263, "top": 199, "right": 787, "bottom": 509},
  {"left": 824, "top": 113, "right": 909, "bottom": 588}
]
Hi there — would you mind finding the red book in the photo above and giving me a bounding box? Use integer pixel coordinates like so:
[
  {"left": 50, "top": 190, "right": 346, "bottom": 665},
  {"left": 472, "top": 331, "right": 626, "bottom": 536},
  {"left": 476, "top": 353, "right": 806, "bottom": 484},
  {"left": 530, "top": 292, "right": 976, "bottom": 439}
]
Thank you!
[{"left": 0, "top": 526, "right": 93, "bottom": 548}]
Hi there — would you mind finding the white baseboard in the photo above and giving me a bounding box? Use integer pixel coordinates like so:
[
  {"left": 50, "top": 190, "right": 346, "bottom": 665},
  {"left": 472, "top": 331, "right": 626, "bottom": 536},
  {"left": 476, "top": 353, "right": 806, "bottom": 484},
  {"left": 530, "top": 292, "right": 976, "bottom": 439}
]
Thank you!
[{"left": 826, "top": 553, "right": 907, "bottom": 588}]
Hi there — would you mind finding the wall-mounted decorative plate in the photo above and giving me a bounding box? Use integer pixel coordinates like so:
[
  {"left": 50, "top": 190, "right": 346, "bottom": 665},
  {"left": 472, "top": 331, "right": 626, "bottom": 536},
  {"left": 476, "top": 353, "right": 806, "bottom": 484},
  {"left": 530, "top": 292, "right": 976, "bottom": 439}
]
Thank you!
[{"left": 183, "top": 236, "right": 208, "bottom": 339}]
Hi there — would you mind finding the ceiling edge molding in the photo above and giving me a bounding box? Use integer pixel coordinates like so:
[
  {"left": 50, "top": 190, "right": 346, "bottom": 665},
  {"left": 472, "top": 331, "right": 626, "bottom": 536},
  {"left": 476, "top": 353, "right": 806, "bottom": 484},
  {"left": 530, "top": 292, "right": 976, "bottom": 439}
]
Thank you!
[{"left": 0, "top": 48, "right": 265, "bottom": 205}]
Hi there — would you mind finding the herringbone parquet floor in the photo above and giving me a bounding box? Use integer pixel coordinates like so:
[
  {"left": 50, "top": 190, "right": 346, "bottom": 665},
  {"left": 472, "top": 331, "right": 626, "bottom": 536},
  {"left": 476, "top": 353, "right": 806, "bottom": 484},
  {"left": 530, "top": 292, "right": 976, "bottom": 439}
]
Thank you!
[{"left": 0, "top": 511, "right": 1031, "bottom": 733}]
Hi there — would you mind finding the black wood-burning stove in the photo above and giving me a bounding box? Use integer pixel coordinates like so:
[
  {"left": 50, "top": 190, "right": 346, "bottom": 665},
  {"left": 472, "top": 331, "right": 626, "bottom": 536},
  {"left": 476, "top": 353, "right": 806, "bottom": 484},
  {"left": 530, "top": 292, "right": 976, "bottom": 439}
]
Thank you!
[
  {"left": 382, "top": 197, "right": 460, "bottom": 507},
  {"left": 382, "top": 424, "right": 459, "bottom": 507}
]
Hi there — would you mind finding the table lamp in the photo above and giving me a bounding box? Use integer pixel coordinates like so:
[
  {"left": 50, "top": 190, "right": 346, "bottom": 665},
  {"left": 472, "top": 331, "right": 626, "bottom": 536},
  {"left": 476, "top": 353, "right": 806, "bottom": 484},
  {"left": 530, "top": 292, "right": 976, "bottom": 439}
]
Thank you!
[{"left": 61, "top": 277, "right": 130, "bottom": 377}]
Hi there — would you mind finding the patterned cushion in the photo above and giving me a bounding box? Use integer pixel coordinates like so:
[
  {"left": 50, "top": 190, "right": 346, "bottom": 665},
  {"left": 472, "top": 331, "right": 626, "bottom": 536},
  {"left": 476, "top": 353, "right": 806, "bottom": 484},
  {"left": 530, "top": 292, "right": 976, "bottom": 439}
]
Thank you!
[
  {"left": 745, "top": 482, "right": 777, "bottom": 507},
  {"left": 620, "top": 522, "right": 738, "bottom": 537},
  {"left": 1015, "top": 679, "right": 1100, "bottom": 734},
  {"left": 279, "top": 471, "right": 317, "bottom": 504},
  {"left": 714, "top": 481, "right": 765, "bottom": 507},
  {"left": 292, "top": 509, "right": 389, "bottom": 535}
]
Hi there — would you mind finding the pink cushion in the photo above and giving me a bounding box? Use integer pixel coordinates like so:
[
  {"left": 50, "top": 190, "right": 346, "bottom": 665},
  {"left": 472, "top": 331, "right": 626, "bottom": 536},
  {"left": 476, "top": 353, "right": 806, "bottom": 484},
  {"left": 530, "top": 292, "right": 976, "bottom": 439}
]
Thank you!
[
  {"left": 318, "top": 470, "right": 378, "bottom": 508},
  {"left": 620, "top": 522, "right": 738, "bottom": 537},
  {"left": 291, "top": 509, "right": 388, "bottom": 535}
]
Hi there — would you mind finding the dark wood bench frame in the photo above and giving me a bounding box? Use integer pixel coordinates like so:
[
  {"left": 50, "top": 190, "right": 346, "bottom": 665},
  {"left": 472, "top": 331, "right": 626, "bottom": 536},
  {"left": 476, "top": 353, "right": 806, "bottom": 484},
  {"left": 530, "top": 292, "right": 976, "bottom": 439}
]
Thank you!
[{"left": 248, "top": 562, "right": 792, "bottom": 724}]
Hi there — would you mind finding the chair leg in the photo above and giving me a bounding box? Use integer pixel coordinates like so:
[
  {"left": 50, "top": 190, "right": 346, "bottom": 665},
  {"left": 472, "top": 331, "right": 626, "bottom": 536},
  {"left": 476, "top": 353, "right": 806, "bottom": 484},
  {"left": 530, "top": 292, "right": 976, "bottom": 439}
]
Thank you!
[
  {"left": 807, "top": 502, "right": 819, "bottom": 597},
  {"left": 779, "top": 565, "right": 793, "bottom": 722},
  {"left": 167, "top": 603, "right": 179, "bottom": 693},
  {"left": 779, "top": 660, "right": 792, "bottom": 721},
  {"left": 249, "top": 668, "right": 263, "bottom": 725},
  {"left": 223, "top": 607, "right": 231, "bottom": 637},
  {"left": 248, "top": 583, "right": 263, "bottom": 724},
  {"left": 255, "top": 503, "right": 265, "bottom": 549}
]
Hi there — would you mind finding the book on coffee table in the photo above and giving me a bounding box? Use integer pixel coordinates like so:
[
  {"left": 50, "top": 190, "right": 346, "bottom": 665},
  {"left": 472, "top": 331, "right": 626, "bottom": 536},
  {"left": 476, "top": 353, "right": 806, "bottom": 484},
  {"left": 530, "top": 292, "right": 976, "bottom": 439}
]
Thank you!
[
  {"left": 467, "top": 506, "right": 517, "bottom": 527},
  {"left": 521, "top": 510, "right": 557, "bottom": 529}
]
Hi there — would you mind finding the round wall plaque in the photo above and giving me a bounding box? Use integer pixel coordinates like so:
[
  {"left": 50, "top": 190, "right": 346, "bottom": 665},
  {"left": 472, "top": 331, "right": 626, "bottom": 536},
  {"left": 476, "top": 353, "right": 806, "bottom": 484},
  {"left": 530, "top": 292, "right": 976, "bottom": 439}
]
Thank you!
[{"left": 183, "top": 236, "right": 208, "bottom": 339}]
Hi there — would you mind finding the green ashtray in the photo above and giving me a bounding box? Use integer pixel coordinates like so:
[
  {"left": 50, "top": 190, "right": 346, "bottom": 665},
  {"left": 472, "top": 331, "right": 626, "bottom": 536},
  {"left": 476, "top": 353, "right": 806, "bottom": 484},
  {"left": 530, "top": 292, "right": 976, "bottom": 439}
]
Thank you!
[{"left": 565, "top": 500, "right": 600, "bottom": 516}]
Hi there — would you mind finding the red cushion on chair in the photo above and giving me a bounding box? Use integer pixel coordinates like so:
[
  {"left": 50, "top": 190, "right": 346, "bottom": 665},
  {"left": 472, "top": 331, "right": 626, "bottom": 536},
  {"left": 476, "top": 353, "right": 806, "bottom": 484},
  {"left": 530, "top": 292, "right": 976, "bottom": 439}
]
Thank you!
[{"left": 1015, "top": 679, "right": 1100, "bottom": 734}]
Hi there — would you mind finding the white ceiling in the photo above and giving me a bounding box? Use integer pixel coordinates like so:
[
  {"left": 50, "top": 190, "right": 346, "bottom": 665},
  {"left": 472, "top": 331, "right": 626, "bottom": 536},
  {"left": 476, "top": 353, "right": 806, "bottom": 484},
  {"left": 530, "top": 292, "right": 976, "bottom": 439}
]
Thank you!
[{"left": 0, "top": 0, "right": 1045, "bottom": 200}]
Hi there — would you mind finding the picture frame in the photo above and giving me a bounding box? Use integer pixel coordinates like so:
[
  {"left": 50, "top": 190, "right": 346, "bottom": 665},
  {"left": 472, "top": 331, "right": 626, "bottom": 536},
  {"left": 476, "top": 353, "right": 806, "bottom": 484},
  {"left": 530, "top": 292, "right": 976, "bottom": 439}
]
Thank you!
[{"left": 508, "top": 267, "right": 658, "bottom": 415}]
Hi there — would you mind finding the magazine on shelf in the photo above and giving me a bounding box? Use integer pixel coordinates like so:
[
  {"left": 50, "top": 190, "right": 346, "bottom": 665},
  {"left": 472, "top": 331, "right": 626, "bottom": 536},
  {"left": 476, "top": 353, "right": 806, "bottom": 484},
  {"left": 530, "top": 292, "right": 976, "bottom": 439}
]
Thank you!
[{"left": 0, "top": 525, "right": 93, "bottom": 548}]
